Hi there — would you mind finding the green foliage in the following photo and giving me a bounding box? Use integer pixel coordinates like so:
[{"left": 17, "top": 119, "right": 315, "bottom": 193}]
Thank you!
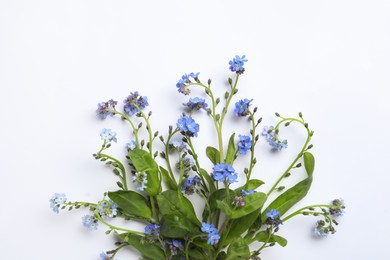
[
  {"left": 129, "top": 148, "right": 161, "bottom": 196},
  {"left": 118, "top": 233, "right": 166, "bottom": 259},
  {"left": 206, "top": 146, "right": 220, "bottom": 165},
  {"left": 55, "top": 63, "right": 343, "bottom": 260},
  {"left": 108, "top": 190, "right": 151, "bottom": 219}
]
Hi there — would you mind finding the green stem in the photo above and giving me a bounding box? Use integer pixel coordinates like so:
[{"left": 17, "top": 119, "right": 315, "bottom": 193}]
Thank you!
[
  {"left": 99, "top": 153, "right": 128, "bottom": 190},
  {"left": 164, "top": 129, "right": 180, "bottom": 186},
  {"left": 112, "top": 110, "right": 140, "bottom": 146},
  {"left": 150, "top": 196, "right": 158, "bottom": 222},
  {"left": 266, "top": 118, "right": 311, "bottom": 196},
  {"left": 136, "top": 105, "right": 154, "bottom": 155},
  {"left": 185, "top": 234, "right": 205, "bottom": 260},
  {"left": 187, "top": 138, "right": 208, "bottom": 191},
  {"left": 94, "top": 202, "right": 144, "bottom": 235},
  {"left": 246, "top": 111, "right": 257, "bottom": 181},
  {"left": 187, "top": 82, "right": 222, "bottom": 161},
  {"left": 217, "top": 75, "right": 240, "bottom": 162},
  {"left": 282, "top": 204, "right": 336, "bottom": 222}
]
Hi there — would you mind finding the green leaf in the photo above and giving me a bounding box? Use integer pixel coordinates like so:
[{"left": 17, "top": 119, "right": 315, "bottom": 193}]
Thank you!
[
  {"left": 159, "top": 166, "right": 177, "bottom": 190},
  {"left": 209, "top": 189, "right": 235, "bottom": 212},
  {"left": 226, "top": 237, "right": 250, "bottom": 260},
  {"left": 129, "top": 148, "right": 161, "bottom": 196},
  {"left": 303, "top": 152, "right": 315, "bottom": 177},
  {"left": 199, "top": 168, "right": 216, "bottom": 193},
  {"left": 262, "top": 176, "right": 313, "bottom": 219},
  {"left": 216, "top": 192, "right": 266, "bottom": 219},
  {"left": 206, "top": 146, "right": 220, "bottom": 165},
  {"left": 230, "top": 192, "right": 267, "bottom": 219},
  {"left": 108, "top": 190, "right": 151, "bottom": 219},
  {"left": 221, "top": 209, "right": 261, "bottom": 247},
  {"left": 225, "top": 133, "right": 236, "bottom": 164},
  {"left": 118, "top": 233, "right": 165, "bottom": 259},
  {"left": 252, "top": 231, "right": 287, "bottom": 247},
  {"left": 157, "top": 190, "right": 201, "bottom": 226},
  {"left": 216, "top": 252, "right": 227, "bottom": 260},
  {"left": 235, "top": 179, "right": 265, "bottom": 195},
  {"left": 160, "top": 214, "right": 196, "bottom": 238}
]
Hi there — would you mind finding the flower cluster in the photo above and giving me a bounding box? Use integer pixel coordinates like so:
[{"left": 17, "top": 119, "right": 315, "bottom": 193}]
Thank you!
[
  {"left": 238, "top": 135, "right": 252, "bottom": 155},
  {"left": 229, "top": 55, "right": 248, "bottom": 74},
  {"left": 212, "top": 163, "right": 238, "bottom": 184},
  {"left": 201, "top": 222, "right": 220, "bottom": 245},
  {"left": 176, "top": 115, "right": 200, "bottom": 137},
  {"left": 82, "top": 214, "right": 98, "bottom": 230},
  {"left": 183, "top": 97, "right": 208, "bottom": 112},
  {"left": 181, "top": 176, "right": 201, "bottom": 195},
  {"left": 265, "top": 209, "right": 283, "bottom": 228},
  {"left": 169, "top": 139, "right": 187, "bottom": 152},
  {"left": 167, "top": 240, "right": 183, "bottom": 255},
  {"left": 96, "top": 99, "right": 118, "bottom": 119},
  {"left": 98, "top": 200, "right": 118, "bottom": 218},
  {"left": 261, "top": 126, "right": 288, "bottom": 151},
  {"left": 330, "top": 198, "right": 345, "bottom": 217},
  {"left": 49, "top": 193, "right": 67, "bottom": 214},
  {"left": 100, "top": 128, "right": 117, "bottom": 143},
  {"left": 234, "top": 98, "right": 253, "bottom": 117},
  {"left": 176, "top": 72, "right": 199, "bottom": 95},
  {"left": 124, "top": 91, "right": 149, "bottom": 116},
  {"left": 144, "top": 223, "right": 160, "bottom": 236}
]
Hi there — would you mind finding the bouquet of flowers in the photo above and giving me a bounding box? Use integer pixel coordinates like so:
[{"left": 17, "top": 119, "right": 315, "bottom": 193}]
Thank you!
[{"left": 50, "top": 55, "right": 345, "bottom": 260}]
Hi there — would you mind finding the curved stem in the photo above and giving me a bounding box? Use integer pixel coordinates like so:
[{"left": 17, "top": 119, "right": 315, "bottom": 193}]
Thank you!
[
  {"left": 266, "top": 118, "right": 311, "bottom": 196},
  {"left": 112, "top": 109, "right": 140, "bottom": 146},
  {"left": 136, "top": 105, "right": 154, "bottom": 155},
  {"left": 282, "top": 204, "right": 337, "bottom": 222},
  {"left": 187, "top": 138, "right": 208, "bottom": 190},
  {"left": 98, "top": 153, "right": 128, "bottom": 190},
  {"left": 164, "top": 129, "right": 180, "bottom": 186},
  {"left": 94, "top": 202, "right": 144, "bottom": 235}
]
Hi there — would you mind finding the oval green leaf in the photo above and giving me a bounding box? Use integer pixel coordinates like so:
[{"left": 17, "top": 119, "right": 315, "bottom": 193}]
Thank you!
[{"left": 108, "top": 190, "right": 151, "bottom": 219}]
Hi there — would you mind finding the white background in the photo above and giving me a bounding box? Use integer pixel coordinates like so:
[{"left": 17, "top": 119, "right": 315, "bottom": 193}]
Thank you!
[{"left": 1, "top": 0, "right": 389, "bottom": 259}]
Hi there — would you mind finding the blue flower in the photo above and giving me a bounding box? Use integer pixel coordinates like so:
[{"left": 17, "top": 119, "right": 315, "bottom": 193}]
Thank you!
[
  {"left": 201, "top": 222, "right": 220, "bottom": 245},
  {"left": 176, "top": 72, "right": 200, "bottom": 95},
  {"left": 123, "top": 91, "right": 149, "bottom": 116},
  {"left": 49, "top": 193, "right": 67, "bottom": 213},
  {"left": 144, "top": 223, "right": 160, "bottom": 236},
  {"left": 100, "top": 128, "right": 117, "bottom": 143},
  {"left": 229, "top": 55, "right": 248, "bottom": 74},
  {"left": 261, "top": 126, "right": 288, "bottom": 151},
  {"left": 82, "top": 215, "right": 98, "bottom": 230},
  {"left": 99, "top": 252, "right": 110, "bottom": 260},
  {"left": 127, "top": 140, "right": 137, "bottom": 150},
  {"left": 207, "top": 231, "right": 220, "bottom": 246},
  {"left": 261, "top": 126, "right": 275, "bottom": 142},
  {"left": 132, "top": 172, "right": 148, "bottom": 191},
  {"left": 265, "top": 209, "right": 280, "bottom": 219},
  {"left": 241, "top": 189, "right": 256, "bottom": 197},
  {"left": 265, "top": 209, "right": 283, "bottom": 228},
  {"left": 212, "top": 163, "right": 238, "bottom": 184},
  {"left": 177, "top": 115, "right": 200, "bottom": 137},
  {"left": 98, "top": 200, "right": 118, "bottom": 218},
  {"left": 181, "top": 176, "right": 201, "bottom": 195},
  {"left": 234, "top": 99, "right": 253, "bottom": 117},
  {"left": 168, "top": 240, "right": 183, "bottom": 255},
  {"left": 183, "top": 97, "right": 208, "bottom": 111},
  {"left": 96, "top": 99, "right": 117, "bottom": 119},
  {"left": 169, "top": 139, "right": 187, "bottom": 151},
  {"left": 238, "top": 135, "right": 252, "bottom": 155}
]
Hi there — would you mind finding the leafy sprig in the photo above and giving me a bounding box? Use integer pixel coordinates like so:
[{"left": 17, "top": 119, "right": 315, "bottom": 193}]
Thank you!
[{"left": 50, "top": 55, "right": 345, "bottom": 259}]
